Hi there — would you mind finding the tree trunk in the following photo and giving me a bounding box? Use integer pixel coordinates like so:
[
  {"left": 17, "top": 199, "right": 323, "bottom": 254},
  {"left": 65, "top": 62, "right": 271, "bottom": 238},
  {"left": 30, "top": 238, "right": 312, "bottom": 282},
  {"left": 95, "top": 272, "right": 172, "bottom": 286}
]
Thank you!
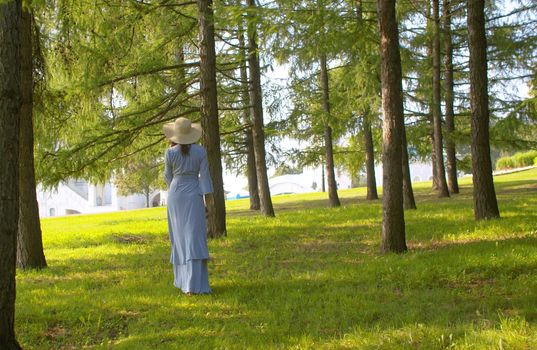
[
  {"left": 467, "top": 0, "right": 500, "bottom": 220},
  {"left": 245, "top": 129, "right": 260, "bottom": 210},
  {"left": 430, "top": 128, "right": 439, "bottom": 189},
  {"left": 247, "top": 0, "right": 275, "bottom": 217},
  {"left": 321, "top": 164, "right": 325, "bottom": 192},
  {"left": 238, "top": 24, "right": 260, "bottom": 210},
  {"left": 363, "top": 116, "right": 378, "bottom": 200},
  {"left": 427, "top": 2, "right": 439, "bottom": 191},
  {"left": 443, "top": 0, "right": 459, "bottom": 194},
  {"left": 197, "top": 0, "right": 227, "bottom": 237},
  {"left": 402, "top": 125, "right": 417, "bottom": 210},
  {"left": 17, "top": 8, "right": 47, "bottom": 270},
  {"left": 356, "top": 0, "right": 377, "bottom": 201},
  {"left": 377, "top": 0, "right": 407, "bottom": 253},
  {"left": 320, "top": 53, "right": 341, "bottom": 207},
  {"left": 432, "top": 0, "right": 450, "bottom": 198},
  {"left": 0, "top": 1, "right": 23, "bottom": 348}
]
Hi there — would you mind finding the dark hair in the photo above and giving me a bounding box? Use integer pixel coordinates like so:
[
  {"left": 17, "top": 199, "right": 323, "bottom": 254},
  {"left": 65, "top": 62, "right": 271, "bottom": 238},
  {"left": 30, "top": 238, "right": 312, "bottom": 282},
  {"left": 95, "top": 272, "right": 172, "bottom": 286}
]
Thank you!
[{"left": 180, "top": 144, "right": 191, "bottom": 156}]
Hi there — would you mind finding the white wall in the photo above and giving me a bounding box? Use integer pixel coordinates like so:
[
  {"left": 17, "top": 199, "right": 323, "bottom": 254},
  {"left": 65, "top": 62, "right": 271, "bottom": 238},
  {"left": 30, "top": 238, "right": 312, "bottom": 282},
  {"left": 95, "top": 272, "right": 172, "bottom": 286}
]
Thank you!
[{"left": 37, "top": 181, "right": 163, "bottom": 218}]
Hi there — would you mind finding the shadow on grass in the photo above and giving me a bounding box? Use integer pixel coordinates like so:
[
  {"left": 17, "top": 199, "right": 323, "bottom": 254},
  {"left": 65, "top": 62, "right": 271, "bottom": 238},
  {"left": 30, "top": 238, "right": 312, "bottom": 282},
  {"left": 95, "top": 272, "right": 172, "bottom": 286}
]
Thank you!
[{"left": 108, "top": 236, "right": 537, "bottom": 348}]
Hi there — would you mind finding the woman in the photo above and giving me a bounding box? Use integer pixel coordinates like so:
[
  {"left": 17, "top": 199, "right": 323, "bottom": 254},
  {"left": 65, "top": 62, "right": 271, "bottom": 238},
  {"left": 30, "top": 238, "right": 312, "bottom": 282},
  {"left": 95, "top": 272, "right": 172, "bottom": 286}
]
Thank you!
[{"left": 163, "top": 117, "right": 213, "bottom": 295}]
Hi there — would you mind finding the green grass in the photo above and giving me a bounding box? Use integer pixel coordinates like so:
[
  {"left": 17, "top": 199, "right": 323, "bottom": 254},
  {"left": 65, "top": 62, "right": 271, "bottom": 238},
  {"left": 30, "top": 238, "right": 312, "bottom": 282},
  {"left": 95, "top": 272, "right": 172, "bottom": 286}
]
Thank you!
[{"left": 16, "top": 169, "right": 537, "bottom": 349}]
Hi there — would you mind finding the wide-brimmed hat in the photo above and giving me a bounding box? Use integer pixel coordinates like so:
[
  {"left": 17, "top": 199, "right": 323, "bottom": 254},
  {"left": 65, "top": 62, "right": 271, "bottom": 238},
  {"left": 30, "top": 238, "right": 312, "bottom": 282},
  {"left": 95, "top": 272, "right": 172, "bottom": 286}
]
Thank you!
[{"left": 163, "top": 117, "right": 202, "bottom": 144}]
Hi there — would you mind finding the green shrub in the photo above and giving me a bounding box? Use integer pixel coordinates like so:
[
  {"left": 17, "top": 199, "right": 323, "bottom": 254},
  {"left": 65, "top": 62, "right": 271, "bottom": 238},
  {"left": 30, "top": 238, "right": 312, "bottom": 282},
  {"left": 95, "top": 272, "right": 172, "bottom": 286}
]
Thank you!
[
  {"left": 513, "top": 150, "right": 537, "bottom": 168},
  {"left": 496, "top": 151, "right": 537, "bottom": 170},
  {"left": 496, "top": 156, "right": 516, "bottom": 170}
]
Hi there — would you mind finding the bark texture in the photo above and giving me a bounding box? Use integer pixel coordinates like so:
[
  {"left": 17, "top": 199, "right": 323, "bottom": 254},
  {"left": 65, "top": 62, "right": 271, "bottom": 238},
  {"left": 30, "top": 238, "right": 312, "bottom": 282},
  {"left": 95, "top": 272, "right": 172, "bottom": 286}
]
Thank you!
[
  {"left": 356, "top": 3, "right": 377, "bottom": 201},
  {"left": 467, "top": 0, "right": 500, "bottom": 220},
  {"left": 432, "top": 0, "right": 449, "bottom": 197},
  {"left": 17, "top": 8, "right": 47, "bottom": 270},
  {"left": 430, "top": 128, "right": 439, "bottom": 190},
  {"left": 247, "top": 0, "right": 275, "bottom": 216},
  {"left": 319, "top": 53, "right": 341, "bottom": 207},
  {"left": 245, "top": 129, "right": 260, "bottom": 210},
  {"left": 363, "top": 117, "right": 378, "bottom": 200},
  {"left": 377, "top": 0, "right": 407, "bottom": 253},
  {"left": 402, "top": 126, "right": 417, "bottom": 210},
  {"left": 321, "top": 165, "right": 325, "bottom": 192},
  {"left": 197, "top": 0, "right": 227, "bottom": 237},
  {"left": 238, "top": 25, "right": 260, "bottom": 210},
  {"left": 0, "top": 1, "right": 23, "bottom": 348},
  {"left": 443, "top": 0, "right": 459, "bottom": 194},
  {"left": 426, "top": 2, "right": 439, "bottom": 191}
]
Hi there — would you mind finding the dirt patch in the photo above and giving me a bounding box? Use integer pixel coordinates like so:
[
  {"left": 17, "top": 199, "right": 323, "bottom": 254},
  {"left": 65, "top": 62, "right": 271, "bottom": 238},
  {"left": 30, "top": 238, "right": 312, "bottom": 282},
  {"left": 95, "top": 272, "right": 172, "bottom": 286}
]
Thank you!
[
  {"left": 112, "top": 234, "right": 153, "bottom": 244},
  {"left": 44, "top": 326, "right": 67, "bottom": 339}
]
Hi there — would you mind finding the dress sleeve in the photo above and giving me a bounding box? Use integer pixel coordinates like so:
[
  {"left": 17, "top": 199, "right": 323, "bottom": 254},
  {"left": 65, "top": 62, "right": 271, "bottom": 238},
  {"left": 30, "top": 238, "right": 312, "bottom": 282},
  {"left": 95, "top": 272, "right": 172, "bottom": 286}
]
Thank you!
[
  {"left": 164, "top": 149, "right": 173, "bottom": 188},
  {"left": 199, "top": 147, "right": 213, "bottom": 195}
]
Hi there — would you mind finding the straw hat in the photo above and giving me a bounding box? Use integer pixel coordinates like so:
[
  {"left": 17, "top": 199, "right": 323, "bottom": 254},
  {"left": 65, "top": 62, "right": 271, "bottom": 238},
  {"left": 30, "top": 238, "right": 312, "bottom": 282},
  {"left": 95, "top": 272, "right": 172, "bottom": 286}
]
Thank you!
[{"left": 163, "top": 117, "right": 202, "bottom": 144}]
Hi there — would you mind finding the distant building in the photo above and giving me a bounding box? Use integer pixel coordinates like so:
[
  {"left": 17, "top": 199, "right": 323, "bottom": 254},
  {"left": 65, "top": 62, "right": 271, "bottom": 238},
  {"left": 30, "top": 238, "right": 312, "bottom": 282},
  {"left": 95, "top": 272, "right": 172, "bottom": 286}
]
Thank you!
[
  {"left": 266, "top": 161, "right": 434, "bottom": 196},
  {"left": 37, "top": 179, "right": 164, "bottom": 218},
  {"left": 38, "top": 161, "right": 436, "bottom": 216}
]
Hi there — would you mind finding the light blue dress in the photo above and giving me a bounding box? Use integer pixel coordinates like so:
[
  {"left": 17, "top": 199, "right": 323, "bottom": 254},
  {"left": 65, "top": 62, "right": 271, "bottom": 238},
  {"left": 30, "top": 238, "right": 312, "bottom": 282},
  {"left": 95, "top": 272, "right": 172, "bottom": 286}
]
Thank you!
[{"left": 164, "top": 144, "right": 213, "bottom": 294}]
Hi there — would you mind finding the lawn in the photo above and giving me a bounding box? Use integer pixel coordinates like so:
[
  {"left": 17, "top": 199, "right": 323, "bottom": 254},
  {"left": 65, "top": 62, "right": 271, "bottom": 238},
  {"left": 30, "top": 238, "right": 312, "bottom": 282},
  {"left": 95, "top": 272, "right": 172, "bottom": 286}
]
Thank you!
[{"left": 15, "top": 169, "right": 537, "bottom": 349}]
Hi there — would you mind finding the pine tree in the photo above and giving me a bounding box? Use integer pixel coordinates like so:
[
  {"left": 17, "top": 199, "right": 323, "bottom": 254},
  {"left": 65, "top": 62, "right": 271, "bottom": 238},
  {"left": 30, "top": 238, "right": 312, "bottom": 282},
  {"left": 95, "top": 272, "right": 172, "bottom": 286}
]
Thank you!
[
  {"left": 198, "top": 0, "right": 228, "bottom": 236},
  {"left": 246, "top": 0, "right": 275, "bottom": 216},
  {"left": 432, "top": 0, "right": 450, "bottom": 197},
  {"left": 17, "top": 6, "right": 47, "bottom": 270},
  {"left": 443, "top": 0, "right": 459, "bottom": 194},
  {"left": 378, "top": 0, "right": 407, "bottom": 253},
  {"left": 0, "top": 1, "right": 23, "bottom": 348},
  {"left": 467, "top": 0, "right": 500, "bottom": 220}
]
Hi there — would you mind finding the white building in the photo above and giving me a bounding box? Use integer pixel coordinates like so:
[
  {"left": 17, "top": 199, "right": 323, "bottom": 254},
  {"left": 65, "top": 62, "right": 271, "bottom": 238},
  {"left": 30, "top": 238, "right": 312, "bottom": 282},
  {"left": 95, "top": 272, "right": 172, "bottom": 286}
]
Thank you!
[
  {"left": 39, "top": 161, "right": 435, "bottom": 216},
  {"left": 37, "top": 179, "right": 164, "bottom": 218}
]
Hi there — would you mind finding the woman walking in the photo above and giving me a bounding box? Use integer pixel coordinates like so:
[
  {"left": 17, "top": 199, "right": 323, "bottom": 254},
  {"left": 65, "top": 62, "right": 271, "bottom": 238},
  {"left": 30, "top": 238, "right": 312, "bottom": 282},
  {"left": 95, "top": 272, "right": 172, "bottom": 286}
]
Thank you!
[{"left": 163, "top": 117, "right": 213, "bottom": 295}]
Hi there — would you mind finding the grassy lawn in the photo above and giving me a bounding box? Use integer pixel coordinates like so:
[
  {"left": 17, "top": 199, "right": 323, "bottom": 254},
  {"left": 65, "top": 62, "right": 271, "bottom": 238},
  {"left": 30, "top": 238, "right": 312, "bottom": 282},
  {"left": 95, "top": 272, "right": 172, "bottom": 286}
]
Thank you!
[{"left": 16, "top": 169, "right": 537, "bottom": 349}]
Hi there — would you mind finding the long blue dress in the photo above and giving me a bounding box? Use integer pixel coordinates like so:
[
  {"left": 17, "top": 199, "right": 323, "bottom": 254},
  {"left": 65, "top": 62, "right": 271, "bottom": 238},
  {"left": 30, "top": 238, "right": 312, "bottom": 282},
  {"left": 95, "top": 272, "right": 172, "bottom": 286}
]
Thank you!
[{"left": 164, "top": 144, "right": 213, "bottom": 294}]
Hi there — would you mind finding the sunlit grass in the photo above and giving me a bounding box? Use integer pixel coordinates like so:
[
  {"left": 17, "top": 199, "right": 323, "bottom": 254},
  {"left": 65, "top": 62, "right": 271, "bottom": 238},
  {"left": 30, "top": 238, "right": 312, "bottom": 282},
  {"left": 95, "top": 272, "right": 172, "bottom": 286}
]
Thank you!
[{"left": 16, "top": 168, "right": 537, "bottom": 349}]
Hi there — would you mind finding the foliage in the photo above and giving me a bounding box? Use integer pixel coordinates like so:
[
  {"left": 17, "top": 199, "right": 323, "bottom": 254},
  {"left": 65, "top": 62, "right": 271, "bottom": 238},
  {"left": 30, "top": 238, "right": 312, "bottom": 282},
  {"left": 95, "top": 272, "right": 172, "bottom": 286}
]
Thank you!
[
  {"left": 15, "top": 169, "right": 537, "bottom": 349},
  {"left": 272, "top": 163, "right": 302, "bottom": 177},
  {"left": 114, "top": 156, "right": 165, "bottom": 207},
  {"left": 31, "top": 0, "right": 258, "bottom": 186},
  {"left": 496, "top": 156, "right": 517, "bottom": 170},
  {"left": 496, "top": 150, "right": 537, "bottom": 170},
  {"left": 27, "top": 0, "right": 537, "bottom": 184},
  {"left": 456, "top": 154, "right": 472, "bottom": 174}
]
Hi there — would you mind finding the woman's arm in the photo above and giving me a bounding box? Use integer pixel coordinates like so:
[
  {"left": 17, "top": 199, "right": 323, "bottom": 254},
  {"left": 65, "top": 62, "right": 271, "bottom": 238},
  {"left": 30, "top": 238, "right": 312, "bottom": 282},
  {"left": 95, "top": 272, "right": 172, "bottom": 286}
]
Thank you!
[
  {"left": 199, "top": 147, "right": 214, "bottom": 195},
  {"left": 164, "top": 149, "right": 173, "bottom": 188}
]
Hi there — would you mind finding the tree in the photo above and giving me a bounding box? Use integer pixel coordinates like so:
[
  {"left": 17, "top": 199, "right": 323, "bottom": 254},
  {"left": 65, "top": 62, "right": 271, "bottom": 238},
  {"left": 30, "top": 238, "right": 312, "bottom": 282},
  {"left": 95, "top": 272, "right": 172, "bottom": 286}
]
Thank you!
[
  {"left": 467, "top": 0, "right": 500, "bottom": 220},
  {"left": 402, "top": 126, "right": 417, "bottom": 210},
  {"left": 0, "top": 0, "right": 23, "bottom": 348},
  {"left": 319, "top": 52, "right": 341, "bottom": 207},
  {"left": 431, "top": 0, "right": 450, "bottom": 197},
  {"left": 114, "top": 158, "right": 163, "bottom": 208},
  {"left": 247, "top": 0, "right": 275, "bottom": 217},
  {"left": 17, "top": 6, "right": 47, "bottom": 270},
  {"left": 354, "top": 0, "right": 378, "bottom": 201},
  {"left": 265, "top": 0, "right": 347, "bottom": 209},
  {"left": 198, "top": 0, "right": 228, "bottom": 236},
  {"left": 363, "top": 115, "right": 378, "bottom": 200},
  {"left": 237, "top": 22, "right": 260, "bottom": 211},
  {"left": 443, "top": 0, "right": 459, "bottom": 194},
  {"left": 378, "top": 0, "right": 407, "bottom": 253}
]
